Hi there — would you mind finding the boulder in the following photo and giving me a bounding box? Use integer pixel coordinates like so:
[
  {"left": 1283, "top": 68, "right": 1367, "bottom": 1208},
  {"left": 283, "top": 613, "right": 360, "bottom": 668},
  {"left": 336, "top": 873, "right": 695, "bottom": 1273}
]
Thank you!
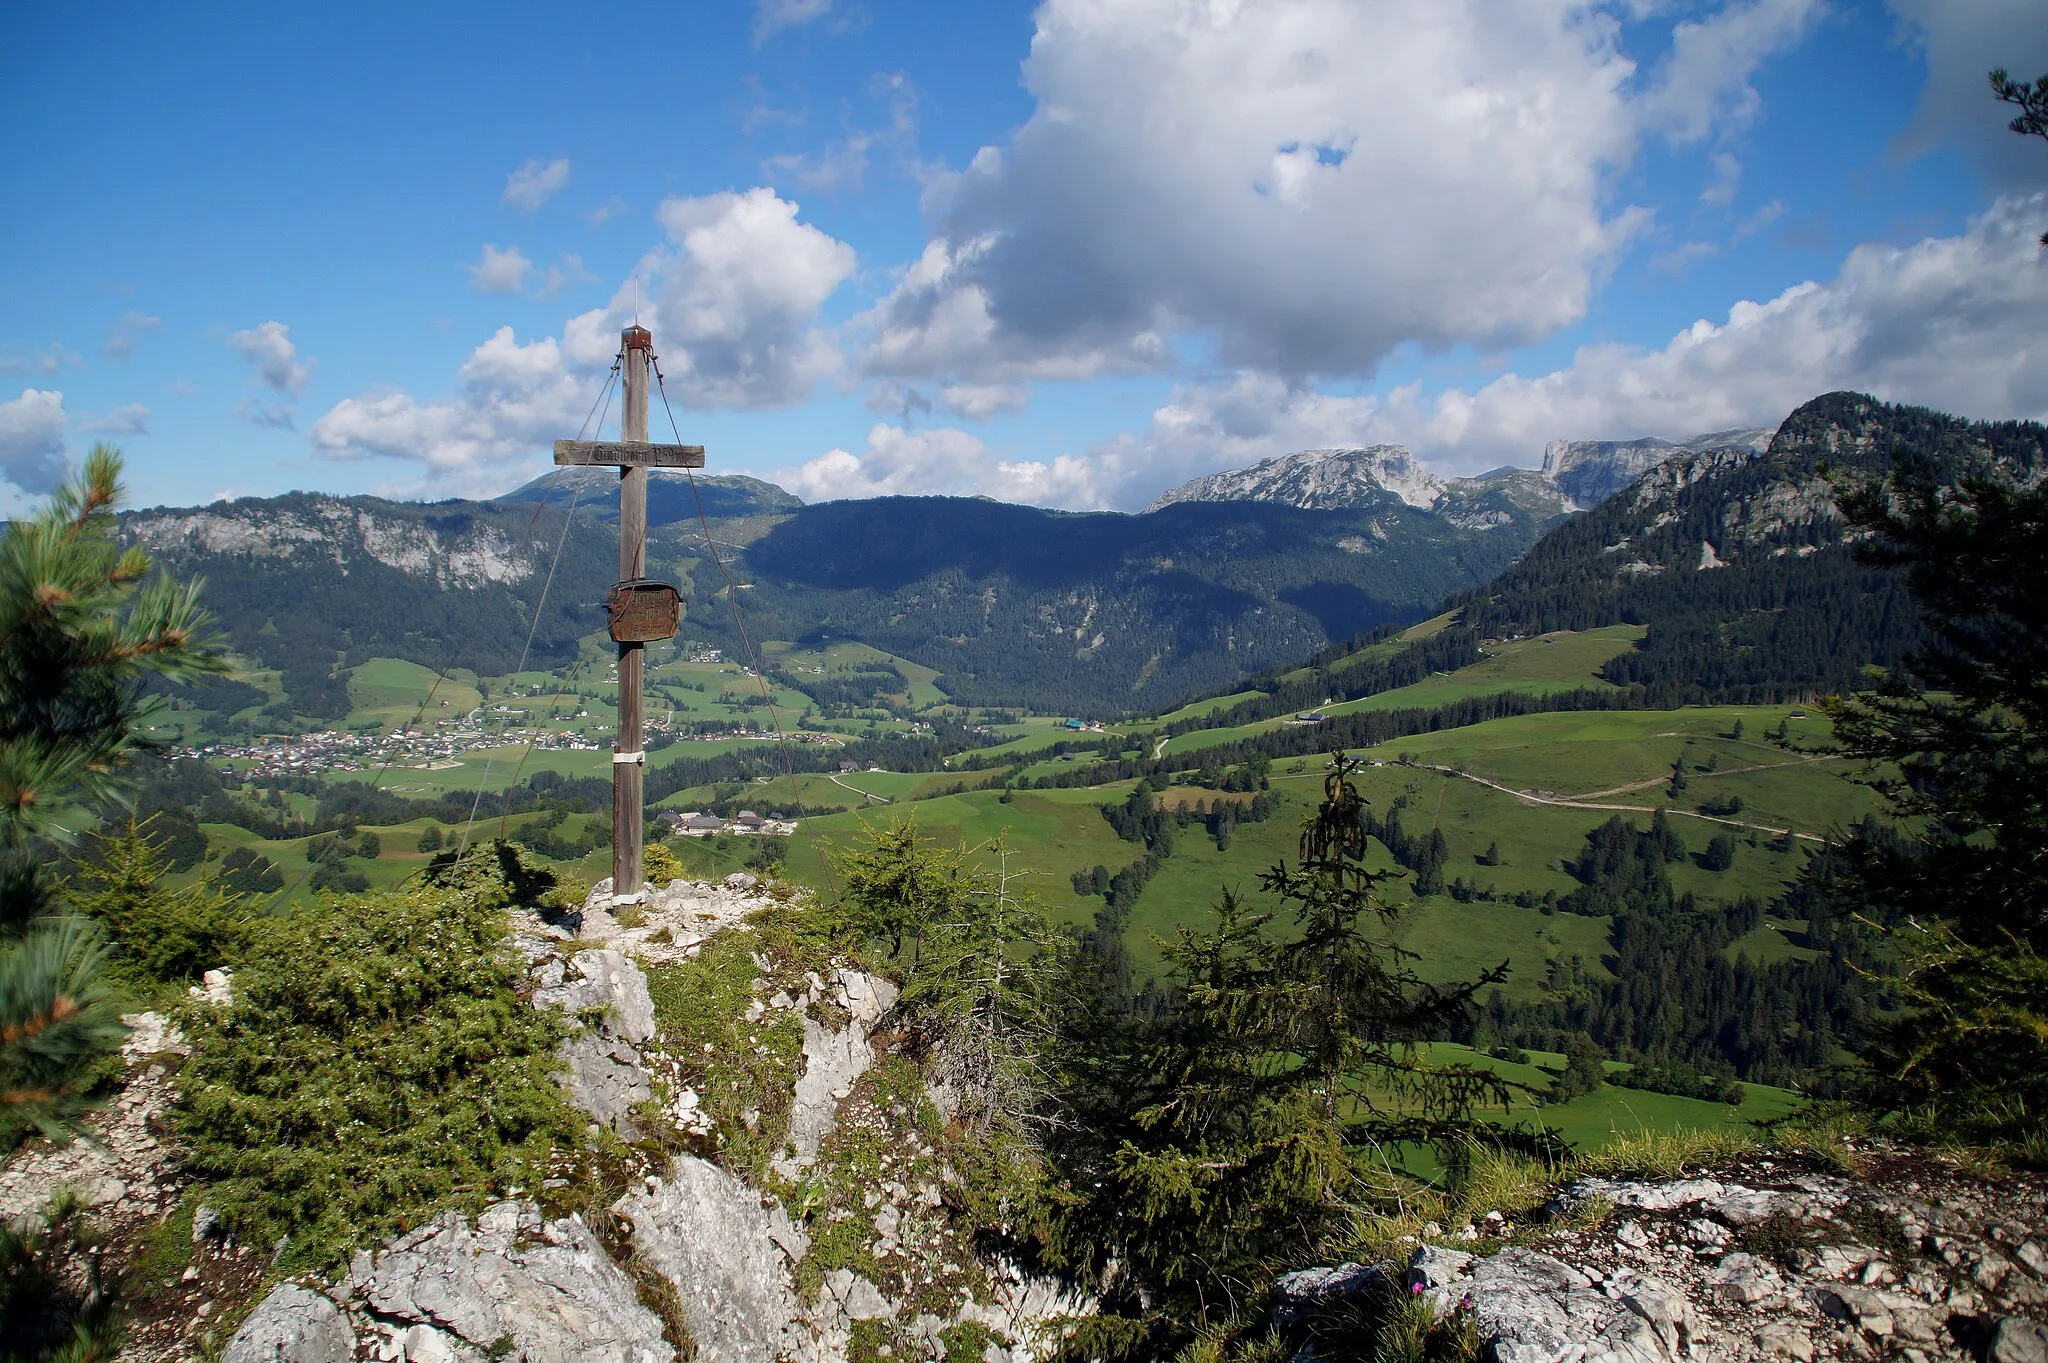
[
  {"left": 1994, "top": 1316, "right": 2048, "bottom": 1363},
  {"left": 614, "top": 1155, "right": 810, "bottom": 1363},
  {"left": 1273, "top": 1262, "right": 1388, "bottom": 1327},
  {"left": 222, "top": 1284, "right": 357, "bottom": 1363},
  {"left": 1463, "top": 1247, "right": 1676, "bottom": 1363},
  {"left": 531, "top": 948, "right": 659, "bottom": 1136},
  {"left": 556, "top": 1029, "right": 654, "bottom": 1136},
  {"left": 349, "top": 1201, "right": 673, "bottom": 1363},
  {"left": 1710, "top": 1251, "right": 1781, "bottom": 1305},
  {"left": 776, "top": 1013, "right": 875, "bottom": 1175}
]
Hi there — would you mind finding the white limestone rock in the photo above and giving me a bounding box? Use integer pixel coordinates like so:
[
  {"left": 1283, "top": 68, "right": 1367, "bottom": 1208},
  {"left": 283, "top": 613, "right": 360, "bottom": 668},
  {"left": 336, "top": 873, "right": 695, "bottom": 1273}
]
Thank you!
[
  {"left": 614, "top": 1155, "right": 810, "bottom": 1363},
  {"left": 534, "top": 949, "right": 657, "bottom": 1043},
  {"left": 349, "top": 1201, "right": 672, "bottom": 1363},
  {"left": 221, "top": 1283, "right": 357, "bottom": 1363}
]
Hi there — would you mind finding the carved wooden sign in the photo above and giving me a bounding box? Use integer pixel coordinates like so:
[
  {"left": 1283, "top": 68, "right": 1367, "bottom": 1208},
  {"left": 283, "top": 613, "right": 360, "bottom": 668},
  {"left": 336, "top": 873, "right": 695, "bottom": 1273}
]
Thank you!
[{"left": 605, "top": 579, "right": 682, "bottom": 643}]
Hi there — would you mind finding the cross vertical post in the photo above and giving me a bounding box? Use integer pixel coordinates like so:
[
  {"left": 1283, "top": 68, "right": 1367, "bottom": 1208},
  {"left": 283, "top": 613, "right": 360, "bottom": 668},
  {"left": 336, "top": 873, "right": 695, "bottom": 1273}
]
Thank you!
[
  {"left": 615, "top": 325, "right": 651, "bottom": 900},
  {"left": 553, "top": 326, "right": 704, "bottom": 907}
]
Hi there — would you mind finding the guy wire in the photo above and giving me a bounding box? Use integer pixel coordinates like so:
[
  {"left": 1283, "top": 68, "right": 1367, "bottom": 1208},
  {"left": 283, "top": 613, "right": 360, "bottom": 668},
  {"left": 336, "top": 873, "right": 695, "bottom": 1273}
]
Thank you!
[
  {"left": 653, "top": 361, "right": 806, "bottom": 820},
  {"left": 263, "top": 356, "right": 620, "bottom": 905}
]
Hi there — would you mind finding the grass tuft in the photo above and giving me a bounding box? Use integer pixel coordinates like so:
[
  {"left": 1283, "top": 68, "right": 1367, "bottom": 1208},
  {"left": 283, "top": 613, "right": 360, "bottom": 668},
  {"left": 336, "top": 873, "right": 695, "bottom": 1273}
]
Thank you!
[{"left": 1569, "top": 1125, "right": 1756, "bottom": 1180}]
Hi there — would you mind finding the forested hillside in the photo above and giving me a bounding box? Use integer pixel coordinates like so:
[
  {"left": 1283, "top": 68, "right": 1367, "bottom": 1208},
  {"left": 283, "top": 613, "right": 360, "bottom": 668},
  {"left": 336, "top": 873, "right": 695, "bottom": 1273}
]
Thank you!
[
  {"left": 725, "top": 494, "right": 1545, "bottom": 712},
  {"left": 122, "top": 494, "right": 617, "bottom": 719},
  {"left": 1454, "top": 392, "right": 2048, "bottom": 704},
  {"left": 123, "top": 472, "right": 1565, "bottom": 725},
  {"left": 496, "top": 467, "right": 803, "bottom": 525}
]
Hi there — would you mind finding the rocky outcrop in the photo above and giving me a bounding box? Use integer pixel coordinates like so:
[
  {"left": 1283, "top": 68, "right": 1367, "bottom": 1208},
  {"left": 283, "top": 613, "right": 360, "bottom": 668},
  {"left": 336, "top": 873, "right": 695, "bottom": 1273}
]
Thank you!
[
  {"left": 217, "top": 1202, "right": 673, "bottom": 1363},
  {"left": 777, "top": 968, "right": 899, "bottom": 1176},
  {"left": 1149, "top": 446, "right": 1450, "bottom": 512},
  {"left": 219, "top": 1284, "right": 357, "bottom": 1363},
  {"left": 349, "top": 1201, "right": 672, "bottom": 1362},
  {"left": 1544, "top": 429, "right": 1775, "bottom": 510},
  {"left": 529, "top": 946, "right": 659, "bottom": 1137},
  {"left": 0, "top": 1013, "right": 186, "bottom": 1230},
  {"left": 1277, "top": 1154, "right": 2048, "bottom": 1363},
  {"left": 1144, "top": 428, "right": 1777, "bottom": 520},
  {"left": 615, "top": 1156, "right": 809, "bottom": 1363},
  {"left": 124, "top": 499, "right": 537, "bottom": 587},
  {"left": 545, "top": 875, "right": 783, "bottom": 965},
  {"left": 223, "top": 881, "right": 1076, "bottom": 1363}
]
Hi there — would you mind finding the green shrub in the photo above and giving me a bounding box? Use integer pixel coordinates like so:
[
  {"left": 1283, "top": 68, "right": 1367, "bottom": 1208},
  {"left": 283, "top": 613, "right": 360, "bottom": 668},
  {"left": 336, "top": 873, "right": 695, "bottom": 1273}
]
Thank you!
[
  {"left": 62, "top": 823, "right": 249, "bottom": 997},
  {"left": 644, "top": 841, "right": 684, "bottom": 886},
  {"left": 178, "top": 861, "right": 579, "bottom": 1271}
]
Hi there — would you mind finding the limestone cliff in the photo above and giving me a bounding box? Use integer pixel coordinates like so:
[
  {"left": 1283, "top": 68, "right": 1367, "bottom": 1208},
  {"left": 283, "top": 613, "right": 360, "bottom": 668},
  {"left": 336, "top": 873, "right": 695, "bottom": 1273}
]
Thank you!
[
  {"left": 11, "top": 878, "right": 2043, "bottom": 1363},
  {"left": 208, "top": 877, "right": 1085, "bottom": 1363}
]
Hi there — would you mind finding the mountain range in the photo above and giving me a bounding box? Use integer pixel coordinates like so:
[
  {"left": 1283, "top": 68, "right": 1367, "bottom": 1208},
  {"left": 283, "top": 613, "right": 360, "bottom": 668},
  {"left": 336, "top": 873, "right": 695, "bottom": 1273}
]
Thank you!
[
  {"left": 1143, "top": 428, "right": 1776, "bottom": 517},
  {"left": 117, "top": 408, "right": 1951, "bottom": 721},
  {"left": 1456, "top": 393, "right": 2047, "bottom": 703}
]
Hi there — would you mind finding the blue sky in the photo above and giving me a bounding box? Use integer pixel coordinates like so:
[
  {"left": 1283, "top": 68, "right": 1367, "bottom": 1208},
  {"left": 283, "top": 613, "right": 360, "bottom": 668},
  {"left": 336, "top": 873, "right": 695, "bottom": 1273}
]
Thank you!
[{"left": 2, "top": 0, "right": 2043, "bottom": 514}]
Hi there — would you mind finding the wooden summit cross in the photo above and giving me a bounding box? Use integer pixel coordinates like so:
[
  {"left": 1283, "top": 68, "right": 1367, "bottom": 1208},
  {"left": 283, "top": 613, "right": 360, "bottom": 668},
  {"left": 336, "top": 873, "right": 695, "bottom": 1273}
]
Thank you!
[{"left": 555, "top": 325, "right": 703, "bottom": 903}]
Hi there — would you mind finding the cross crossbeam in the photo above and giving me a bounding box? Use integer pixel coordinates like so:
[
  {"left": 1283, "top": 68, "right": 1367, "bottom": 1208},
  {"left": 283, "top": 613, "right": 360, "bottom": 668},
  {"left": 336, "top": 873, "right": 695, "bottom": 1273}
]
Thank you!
[{"left": 553, "top": 439, "right": 705, "bottom": 468}]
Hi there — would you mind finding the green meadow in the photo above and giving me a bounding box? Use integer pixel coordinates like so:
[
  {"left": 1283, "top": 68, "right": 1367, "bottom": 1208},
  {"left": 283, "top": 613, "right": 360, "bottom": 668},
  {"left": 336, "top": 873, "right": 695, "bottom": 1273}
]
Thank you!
[
  {"left": 1407, "top": 1044, "right": 1804, "bottom": 1151},
  {"left": 173, "top": 622, "right": 1884, "bottom": 1142},
  {"left": 1161, "top": 624, "right": 1644, "bottom": 758}
]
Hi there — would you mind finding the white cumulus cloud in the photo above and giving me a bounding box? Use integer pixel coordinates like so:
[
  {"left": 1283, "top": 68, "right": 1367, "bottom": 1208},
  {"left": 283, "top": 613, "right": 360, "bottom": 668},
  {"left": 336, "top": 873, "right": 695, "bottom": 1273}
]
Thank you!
[
  {"left": 1889, "top": 0, "right": 2048, "bottom": 186},
  {"left": 754, "top": 0, "right": 836, "bottom": 42},
  {"left": 855, "top": 0, "right": 1847, "bottom": 393},
  {"left": 312, "top": 187, "right": 855, "bottom": 490},
  {"left": 564, "top": 187, "right": 856, "bottom": 408},
  {"left": 1066, "top": 194, "right": 2048, "bottom": 508},
  {"left": 0, "top": 388, "right": 69, "bottom": 494},
  {"left": 312, "top": 327, "right": 592, "bottom": 488},
  {"left": 857, "top": 0, "right": 1653, "bottom": 385},
  {"left": 503, "top": 157, "right": 571, "bottom": 211},
  {"left": 469, "top": 244, "right": 534, "bottom": 293},
  {"left": 227, "top": 321, "right": 313, "bottom": 395},
  {"left": 777, "top": 423, "right": 1095, "bottom": 505},
  {"left": 1636, "top": 0, "right": 1824, "bottom": 143},
  {"left": 535, "top": 253, "right": 596, "bottom": 300},
  {"left": 78, "top": 403, "right": 151, "bottom": 435},
  {"left": 103, "top": 311, "right": 162, "bottom": 361},
  {"left": 0, "top": 343, "right": 83, "bottom": 376},
  {"left": 937, "top": 383, "right": 1030, "bottom": 421}
]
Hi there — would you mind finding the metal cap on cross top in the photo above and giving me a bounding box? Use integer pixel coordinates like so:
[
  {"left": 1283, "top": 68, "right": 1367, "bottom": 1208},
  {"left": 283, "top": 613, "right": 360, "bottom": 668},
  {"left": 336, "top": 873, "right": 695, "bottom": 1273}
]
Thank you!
[{"left": 552, "top": 326, "right": 704, "bottom": 904}]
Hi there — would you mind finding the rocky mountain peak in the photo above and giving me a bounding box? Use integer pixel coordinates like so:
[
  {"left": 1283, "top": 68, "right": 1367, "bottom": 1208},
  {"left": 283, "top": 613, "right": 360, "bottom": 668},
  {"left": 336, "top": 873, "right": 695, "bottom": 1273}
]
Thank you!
[
  {"left": 1543, "top": 428, "right": 1777, "bottom": 510},
  {"left": 1147, "top": 428, "right": 1780, "bottom": 521},
  {"left": 1147, "top": 445, "right": 1447, "bottom": 512}
]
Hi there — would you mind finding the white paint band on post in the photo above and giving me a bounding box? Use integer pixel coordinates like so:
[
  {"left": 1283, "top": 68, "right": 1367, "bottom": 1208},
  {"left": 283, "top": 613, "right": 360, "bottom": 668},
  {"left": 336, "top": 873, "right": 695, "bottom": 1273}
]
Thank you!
[{"left": 613, "top": 750, "right": 645, "bottom": 764}]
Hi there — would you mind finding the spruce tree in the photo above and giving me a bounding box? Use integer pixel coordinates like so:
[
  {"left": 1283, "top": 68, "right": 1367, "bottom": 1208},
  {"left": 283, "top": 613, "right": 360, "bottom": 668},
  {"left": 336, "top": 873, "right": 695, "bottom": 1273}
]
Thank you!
[
  {"left": 1826, "top": 439, "right": 2048, "bottom": 1141},
  {"left": 0, "top": 446, "right": 222, "bottom": 1145},
  {"left": 1048, "top": 754, "right": 1524, "bottom": 1345}
]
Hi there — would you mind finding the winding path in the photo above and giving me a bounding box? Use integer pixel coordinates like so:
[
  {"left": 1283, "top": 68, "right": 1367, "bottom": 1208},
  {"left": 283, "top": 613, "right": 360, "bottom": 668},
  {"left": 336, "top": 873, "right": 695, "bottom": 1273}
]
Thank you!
[
  {"left": 1399, "top": 761, "right": 1827, "bottom": 842},
  {"left": 827, "top": 771, "right": 891, "bottom": 805}
]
